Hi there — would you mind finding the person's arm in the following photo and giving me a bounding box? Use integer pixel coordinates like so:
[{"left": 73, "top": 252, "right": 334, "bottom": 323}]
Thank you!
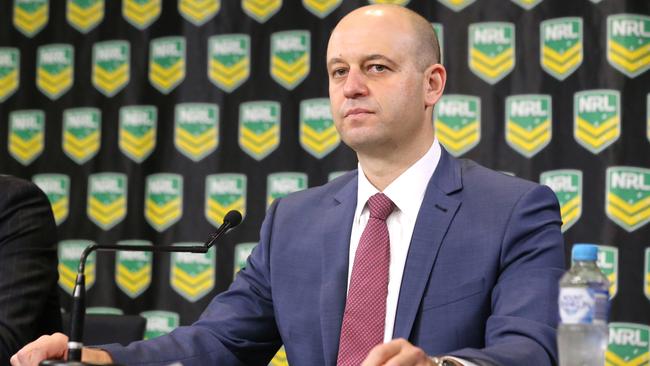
[{"left": 0, "top": 178, "right": 60, "bottom": 365}]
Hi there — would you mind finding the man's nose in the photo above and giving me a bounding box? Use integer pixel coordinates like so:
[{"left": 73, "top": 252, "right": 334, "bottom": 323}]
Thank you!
[{"left": 342, "top": 68, "right": 369, "bottom": 99}]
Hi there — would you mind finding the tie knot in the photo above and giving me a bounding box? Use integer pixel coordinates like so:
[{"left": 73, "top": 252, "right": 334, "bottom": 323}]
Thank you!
[{"left": 367, "top": 193, "right": 394, "bottom": 220}]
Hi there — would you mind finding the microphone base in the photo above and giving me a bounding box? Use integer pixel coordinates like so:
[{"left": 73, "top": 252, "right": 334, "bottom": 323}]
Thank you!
[{"left": 40, "top": 360, "right": 124, "bottom": 366}]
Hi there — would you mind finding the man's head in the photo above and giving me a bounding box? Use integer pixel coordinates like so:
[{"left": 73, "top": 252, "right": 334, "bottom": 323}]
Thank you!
[{"left": 327, "top": 5, "right": 446, "bottom": 159}]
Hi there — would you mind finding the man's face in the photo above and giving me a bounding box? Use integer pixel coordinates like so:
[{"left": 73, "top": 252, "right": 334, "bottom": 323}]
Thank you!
[{"left": 326, "top": 10, "right": 429, "bottom": 155}]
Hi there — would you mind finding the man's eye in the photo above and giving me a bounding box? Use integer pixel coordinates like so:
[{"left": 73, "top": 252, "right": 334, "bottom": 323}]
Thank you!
[
  {"left": 369, "top": 64, "right": 387, "bottom": 72},
  {"left": 332, "top": 68, "right": 347, "bottom": 77}
]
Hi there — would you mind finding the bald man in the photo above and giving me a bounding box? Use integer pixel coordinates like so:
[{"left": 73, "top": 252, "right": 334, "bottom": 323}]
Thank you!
[{"left": 13, "top": 5, "right": 564, "bottom": 366}]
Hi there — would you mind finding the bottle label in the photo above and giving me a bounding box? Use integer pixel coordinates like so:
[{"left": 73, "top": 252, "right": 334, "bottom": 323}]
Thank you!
[{"left": 559, "top": 287, "right": 608, "bottom": 324}]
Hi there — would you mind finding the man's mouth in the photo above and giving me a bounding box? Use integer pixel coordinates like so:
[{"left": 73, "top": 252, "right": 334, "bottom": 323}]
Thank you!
[{"left": 344, "top": 108, "right": 373, "bottom": 117}]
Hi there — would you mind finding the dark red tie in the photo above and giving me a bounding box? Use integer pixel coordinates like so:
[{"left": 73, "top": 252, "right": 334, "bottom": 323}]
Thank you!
[{"left": 337, "top": 193, "right": 395, "bottom": 366}]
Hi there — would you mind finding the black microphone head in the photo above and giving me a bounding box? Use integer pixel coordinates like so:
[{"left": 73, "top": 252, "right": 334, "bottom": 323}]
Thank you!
[{"left": 224, "top": 210, "right": 242, "bottom": 227}]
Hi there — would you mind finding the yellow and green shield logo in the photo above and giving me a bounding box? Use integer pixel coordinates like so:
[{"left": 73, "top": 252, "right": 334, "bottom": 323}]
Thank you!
[
  {"left": 302, "top": 0, "right": 341, "bottom": 18},
  {"left": 511, "top": 0, "right": 542, "bottom": 10},
  {"left": 150, "top": 37, "right": 186, "bottom": 94},
  {"left": 205, "top": 174, "right": 246, "bottom": 228},
  {"left": 87, "top": 173, "right": 127, "bottom": 230},
  {"left": 145, "top": 174, "right": 183, "bottom": 232},
  {"left": 574, "top": 90, "right": 620, "bottom": 154},
  {"left": 179, "top": 0, "right": 220, "bottom": 26},
  {"left": 433, "top": 95, "right": 481, "bottom": 157},
  {"left": 140, "top": 310, "right": 179, "bottom": 340},
  {"left": 607, "top": 14, "right": 650, "bottom": 78},
  {"left": 208, "top": 34, "right": 250, "bottom": 92},
  {"left": 8, "top": 110, "right": 45, "bottom": 166},
  {"left": 300, "top": 98, "right": 339, "bottom": 159},
  {"left": 87, "top": 307, "right": 123, "bottom": 315},
  {"left": 58, "top": 240, "right": 96, "bottom": 295},
  {"left": 92, "top": 40, "right": 130, "bottom": 97},
  {"left": 267, "top": 172, "right": 307, "bottom": 209},
  {"left": 37, "top": 44, "right": 73, "bottom": 100},
  {"left": 540, "top": 170, "right": 582, "bottom": 232},
  {"left": 505, "top": 94, "right": 552, "bottom": 158},
  {"left": 607, "top": 323, "right": 650, "bottom": 365},
  {"left": 645, "top": 248, "right": 650, "bottom": 301},
  {"left": 239, "top": 101, "right": 281, "bottom": 160},
  {"left": 271, "top": 30, "right": 310, "bottom": 90},
  {"left": 233, "top": 242, "right": 256, "bottom": 279},
  {"left": 242, "top": 0, "right": 282, "bottom": 23},
  {"left": 606, "top": 167, "right": 650, "bottom": 232},
  {"left": 63, "top": 107, "right": 101, "bottom": 164},
  {"left": 115, "top": 240, "right": 152, "bottom": 299},
  {"left": 469, "top": 22, "right": 515, "bottom": 84},
  {"left": 33, "top": 174, "right": 70, "bottom": 226},
  {"left": 0, "top": 48, "right": 20, "bottom": 102},
  {"left": 123, "top": 0, "right": 161, "bottom": 29},
  {"left": 431, "top": 23, "right": 444, "bottom": 64},
  {"left": 170, "top": 244, "right": 215, "bottom": 302},
  {"left": 596, "top": 245, "right": 618, "bottom": 299},
  {"left": 540, "top": 17, "right": 583, "bottom": 80},
  {"left": 14, "top": 0, "right": 49, "bottom": 37},
  {"left": 175, "top": 103, "right": 219, "bottom": 161},
  {"left": 119, "top": 105, "right": 157, "bottom": 163},
  {"left": 67, "top": 0, "right": 104, "bottom": 33},
  {"left": 438, "top": 0, "right": 475, "bottom": 11},
  {"left": 368, "top": 0, "right": 410, "bottom": 4},
  {"left": 269, "top": 346, "right": 288, "bottom": 366}
]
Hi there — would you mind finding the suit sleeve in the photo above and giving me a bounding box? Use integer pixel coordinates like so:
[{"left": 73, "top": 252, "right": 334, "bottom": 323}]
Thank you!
[
  {"left": 450, "top": 185, "right": 565, "bottom": 366},
  {"left": 102, "top": 199, "right": 283, "bottom": 366},
  {"left": 0, "top": 179, "right": 60, "bottom": 364}
]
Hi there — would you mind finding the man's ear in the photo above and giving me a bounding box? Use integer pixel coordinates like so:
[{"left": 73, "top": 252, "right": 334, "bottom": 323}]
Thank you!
[{"left": 424, "top": 64, "right": 446, "bottom": 108}]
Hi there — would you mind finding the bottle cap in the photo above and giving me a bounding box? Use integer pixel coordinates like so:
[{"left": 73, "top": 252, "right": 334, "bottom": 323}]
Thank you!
[{"left": 572, "top": 243, "right": 598, "bottom": 261}]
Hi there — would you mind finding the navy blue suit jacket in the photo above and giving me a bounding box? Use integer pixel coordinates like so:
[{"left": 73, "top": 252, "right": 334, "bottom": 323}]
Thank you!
[{"left": 105, "top": 150, "right": 565, "bottom": 366}]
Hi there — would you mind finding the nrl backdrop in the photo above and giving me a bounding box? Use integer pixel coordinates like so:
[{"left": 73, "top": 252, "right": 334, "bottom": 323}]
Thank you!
[{"left": 1, "top": 0, "right": 650, "bottom": 363}]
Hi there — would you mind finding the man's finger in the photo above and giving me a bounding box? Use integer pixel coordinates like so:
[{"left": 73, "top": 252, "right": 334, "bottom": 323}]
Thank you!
[
  {"left": 362, "top": 339, "right": 409, "bottom": 366},
  {"left": 379, "top": 344, "right": 431, "bottom": 366},
  {"left": 11, "top": 333, "right": 68, "bottom": 366}
]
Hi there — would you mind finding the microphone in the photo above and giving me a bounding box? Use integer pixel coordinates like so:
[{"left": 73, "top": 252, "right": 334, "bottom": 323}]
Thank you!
[{"left": 41, "top": 210, "right": 242, "bottom": 366}]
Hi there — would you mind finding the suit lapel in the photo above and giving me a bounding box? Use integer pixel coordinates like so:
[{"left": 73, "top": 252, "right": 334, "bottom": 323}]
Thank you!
[
  {"left": 393, "top": 150, "right": 462, "bottom": 339},
  {"left": 319, "top": 173, "right": 357, "bottom": 366}
]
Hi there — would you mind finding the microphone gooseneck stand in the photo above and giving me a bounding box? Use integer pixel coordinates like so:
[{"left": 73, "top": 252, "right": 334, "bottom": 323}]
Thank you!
[{"left": 41, "top": 210, "right": 243, "bottom": 366}]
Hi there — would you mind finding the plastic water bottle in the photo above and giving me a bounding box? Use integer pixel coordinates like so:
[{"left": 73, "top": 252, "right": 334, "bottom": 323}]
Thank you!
[{"left": 558, "top": 244, "right": 610, "bottom": 366}]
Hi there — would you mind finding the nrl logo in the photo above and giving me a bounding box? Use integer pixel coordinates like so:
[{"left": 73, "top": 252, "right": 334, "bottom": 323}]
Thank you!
[
  {"left": 607, "top": 323, "right": 650, "bottom": 365},
  {"left": 123, "top": 0, "right": 161, "bottom": 29},
  {"left": 606, "top": 166, "right": 650, "bottom": 232},
  {"left": 8, "top": 110, "right": 45, "bottom": 166},
  {"left": 239, "top": 101, "right": 281, "bottom": 160},
  {"left": 266, "top": 172, "right": 307, "bottom": 209},
  {"left": 14, "top": 0, "right": 49, "bottom": 37},
  {"left": 469, "top": 22, "right": 515, "bottom": 84},
  {"left": 505, "top": 94, "right": 552, "bottom": 158},
  {"left": 242, "top": 0, "right": 282, "bottom": 23},
  {"left": 87, "top": 173, "right": 127, "bottom": 230},
  {"left": 511, "top": 0, "right": 542, "bottom": 10},
  {"left": 540, "top": 17, "right": 583, "bottom": 80},
  {"left": 0, "top": 48, "right": 20, "bottom": 102},
  {"left": 431, "top": 23, "right": 444, "bottom": 64},
  {"left": 179, "top": 0, "right": 220, "bottom": 26},
  {"left": 233, "top": 242, "right": 256, "bottom": 279},
  {"left": 433, "top": 95, "right": 481, "bottom": 157},
  {"left": 269, "top": 346, "right": 288, "bottom": 366},
  {"left": 271, "top": 30, "right": 310, "bottom": 90},
  {"left": 645, "top": 248, "right": 650, "bottom": 301},
  {"left": 437, "top": 0, "right": 475, "bottom": 12},
  {"left": 33, "top": 174, "right": 70, "bottom": 226},
  {"left": 149, "top": 37, "right": 186, "bottom": 94},
  {"left": 208, "top": 34, "right": 250, "bottom": 92},
  {"left": 540, "top": 170, "right": 582, "bottom": 232},
  {"left": 607, "top": 14, "right": 650, "bottom": 78},
  {"left": 58, "top": 240, "right": 96, "bottom": 294},
  {"left": 145, "top": 174, "right": 183, "bottom": 232},
  {"left": 115, "top": 240, "right": 152, "bottom": 298},
  {"left": 119, "top": 105, "right": 157, "bottom": 163},
  {"left": 205, "top": 174, "right": 246, "bottom": 228},
  {"left": 300, "top": 98, "right": 339, "bottom": 159},
  {"left": 140, "top": 310, "right": 179, "bottom": 340},
  {"left": 596, "top": 245, "right": 618, "bottom": 299},
  {"left": 63, "top": 107, "right": 101, "bottom": 164},
  {"left": 92, "top": 40, "right": 130, "bottom": 97},
  {"left": 170, "top": 243, "right": 215, "bottom": 302},
  {"left": 574, "top": 90, "right": 620, "bottom": 154},
  {"left": 37, "top": 44, "right": 74, "bottom": 100},
  {"left": 175, "top": 103, "right": 219, "bottom": 162},
  {"left": 67, "top": 0, "right": 104, "bottom": 33},
  {"left": 302, "top": 0, "right": 341, "bottom": 18},
  {"left": 87, "top": 307, "right": 123, "bottom": 315}
]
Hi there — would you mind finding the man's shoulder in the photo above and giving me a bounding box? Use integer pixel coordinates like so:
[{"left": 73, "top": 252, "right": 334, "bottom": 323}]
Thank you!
[{"left": 0, "top": 175, "right": 47, "bottom": 204}]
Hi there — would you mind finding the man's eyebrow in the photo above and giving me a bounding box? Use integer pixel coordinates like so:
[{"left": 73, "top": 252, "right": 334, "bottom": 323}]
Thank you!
[
  {"left": 326, "top": 57, "right": 345, "bottom": 68},
  {"left": 326, "top": 54, "right": 398, "bottom": 69}
]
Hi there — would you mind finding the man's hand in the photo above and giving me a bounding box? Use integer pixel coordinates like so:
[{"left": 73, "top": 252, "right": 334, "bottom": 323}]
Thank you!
[
  {"left": 361, "top": 338, "right": 434, "bottom": 366},
  {"left": 10, "top": 333, "right": 113, "bottom": 366}
]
